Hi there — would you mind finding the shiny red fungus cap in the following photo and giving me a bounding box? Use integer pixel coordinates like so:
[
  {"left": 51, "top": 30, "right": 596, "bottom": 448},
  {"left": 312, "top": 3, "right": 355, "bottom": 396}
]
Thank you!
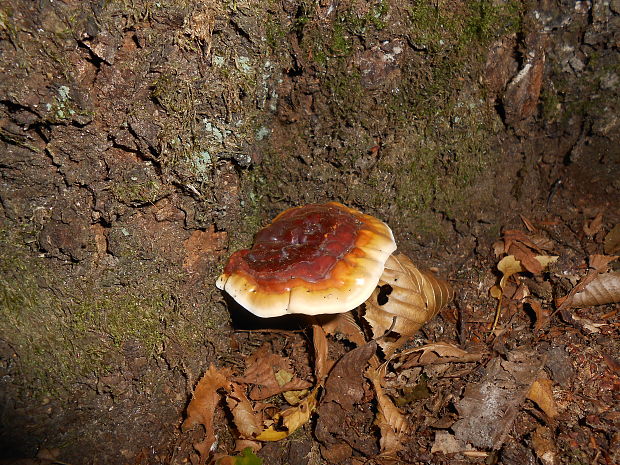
[{"left": 216, "top": 202, "right": 396, "bottom": 317}]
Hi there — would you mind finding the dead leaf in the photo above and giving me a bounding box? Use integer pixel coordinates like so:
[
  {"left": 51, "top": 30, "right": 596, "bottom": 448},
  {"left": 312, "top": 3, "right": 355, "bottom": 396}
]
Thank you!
[
  {"left": 503, "top": 229, "right": 545, "bottom": 254},
  {"left": 313, "top": 324, "right": 330, "bottom": 384},
  {"left": 583, "top": 212, "right": 603, "bottom": 237},
  {"left": 322, "top": 341, "right": 377, "bottom": 409},
  {"left": 226, "top": 384, "right": 263, "bottom": 438},
  {"left": 364, "top": 254, "right": 453, "bottom": 355},
  {"left": 397, "top": 342, "right": 484, "bottom": 368},
  {"left": 520, "top": 214, "right": 536, "bottom": 232},
  {"left": 589, "top": 254, "right": 618, "bottom": 273},
  {"left": 366, "top": 363, "right": 409, "bottom": 436},
  {"left": 527, "top": 376, "right": 559, "bottom": 420},
  {"left": 511, "top": 242, "right": 544, "bottom": 274},
  {"left": 235, "top": 344, "right": 311, "bottom": 400},
  {"left": 604, "top": 224, "right": 620, "bottom": 254},
  {"left": 531, "top": 426, "right": 558, "bottom": 465},
  {"left": 493, "top": 255, "right": 557, "bottom": 333},
  {"left": 276, "top": 370, "right": 309, "bottom": 405},
  {"left": 570, "top": 271, "right": 620, "bottom": 307},
  {"left": 315, "top": 342, "right": 379, "bottom": 457},
  {"left": 316, "top": 312, "right": 367, "bottom": 347},
  {"left": 552, "top": 255, "right": 619, "bottom": 318},
  {"left": 375, "top": 411, "right": 404, "bottom": 456},
  {"left": 182, "top": 364, "right": 233, "bottom": 460},
  {"left": 525, "top": 297, "right": 551, "bottom": 332},
  {"left": 255, "top": 388, "right": 318, "bottom": 441},
  {"left": 452, "top": 349, "right": 545, "bottom": 449}
]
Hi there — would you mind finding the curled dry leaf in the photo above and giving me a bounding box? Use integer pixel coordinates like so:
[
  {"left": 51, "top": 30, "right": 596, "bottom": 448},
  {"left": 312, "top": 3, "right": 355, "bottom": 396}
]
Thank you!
[
  {"left": 570, "top": 272, "right": 620, "bottom": 307},
  {"left": 364, "top": 253, "right": 453, "bottom": 355},
  {"left": 227, "top": 384, "right": 263, "bottom": 438},
  {"left": 255, "top": 388, "right": 318, "bottom": 441},
  {"left": 491, "top": 255, "right": 557, "bottom": 333},
  {"left": 182, "top": 364, "right": 233, "bottom": 460},
  {"left": 554, "top": 255, "right": 618, "bottom": 315},
  {"left": 397, "top": 342, "right": 484, "bottom": 368},
  {"left": 235, "top": 343, "right": 311, "bottom": 400},
  {"left": 527, "top": 375, "right": 559, "bottom": 420},
  {"left": 366, "top": 363, "right": 409, "bottom": 455},
  {"left": 313, "top": 324, "right": 330, "bottom": 385},
  {"left": 316, "top": 312, "right": 367, "bottom": 347}
]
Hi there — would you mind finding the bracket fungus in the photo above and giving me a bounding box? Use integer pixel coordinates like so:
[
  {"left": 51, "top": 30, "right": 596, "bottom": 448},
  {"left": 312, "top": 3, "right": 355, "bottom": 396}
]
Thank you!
[{"left": 216, "top": 202, "right": 397, "bottom": 317}]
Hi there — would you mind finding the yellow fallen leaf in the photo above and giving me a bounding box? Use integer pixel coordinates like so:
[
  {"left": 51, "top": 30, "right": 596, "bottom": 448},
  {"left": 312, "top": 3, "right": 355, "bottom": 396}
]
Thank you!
[
  {"left": 276, "top": 369, "right": 309, "bottom": 405},
  {"left": 255, "top": 388, "right": 318, "bottom": 441},
  {"left": 492, "top": 255, "right": 557, "bottom": 333},
  {"left": 534, "top": 255, "right": 558, "bottom": 269},
  {"left": 527, "top": 377, "right": 558, "bottom": 420}
]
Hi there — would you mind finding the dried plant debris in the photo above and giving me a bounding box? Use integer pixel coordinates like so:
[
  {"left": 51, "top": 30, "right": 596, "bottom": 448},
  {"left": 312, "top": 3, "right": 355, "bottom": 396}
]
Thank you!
[
  {"left": 366, "top": 363, "right": 409, "bottom": 456},
  {"left": 182, "top": 215, "right": 619, "bottom": 463},
  {"left": 555, "top": 255, "right": 619, "bottom": 312},
  {"left": 234, "top": 343, "right": 312, "bottom": 400},
  {"left": 315, "top": 341, "right": 379, "bottom": 461},
  {"left": 604, "top": 224, "right": 620, "bottom": 254},
  {"left": 569, "top": 271, "right": 620, "bottom": 307},
  {"left": 452, "top": 349, "right": 545, "bottom": 450},
  {"left": 182, "top": 364, "right": 233, "bottom": 461},
  {"left": 526, "top": 373, "right": 559, "bottom": 420},
  {"left": 395, "top": 342, "right": 486, "bottom": 369},
  {"left": 364, "top": 253, "right": 453, "bottom": 355}
]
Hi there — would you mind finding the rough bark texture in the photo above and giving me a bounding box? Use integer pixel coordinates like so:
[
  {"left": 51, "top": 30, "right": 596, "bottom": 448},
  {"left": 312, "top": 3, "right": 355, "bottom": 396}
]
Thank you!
[{"left": 0, "top": 0, "right": 618, "bottom": 463}]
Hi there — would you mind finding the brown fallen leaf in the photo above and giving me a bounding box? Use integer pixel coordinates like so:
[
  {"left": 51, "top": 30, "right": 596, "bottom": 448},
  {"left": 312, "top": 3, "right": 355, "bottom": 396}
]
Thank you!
[
  {"left": 527, "top": 375, "right": 559, "bottom": 420},
  {"left": 366, "top": 363, "right": 409, "bottom": 438},
  {"left": 322, "top": 341, "right": 377, "bottom": 409},
  {"left": 375, "top": 411, "right": 404, "bottom": 458},
  {"left": 604, "top": 224, "right": 620, "bottom": 254},
  {"left": 364, "top": 254, "right": 453, "bottom": 356},
  {"left": 552, "top": 255, "right": 619, "bottom": 321},
  {"left": 525, "top": 297, "right": 551, "bottom": 332},
  {"left": 531, "top": 425, "right": 558, "bottom": 465},
  {"left": 273, "top": 369, "right": 308, "bottom": 406},
  {"left": 235, "top": 343, "right": 311, "bottom": 400},
  {"left": 226, "top": 383, "right": 263, "bottom": 438},
  {"left": 583, "top": 212, "right": 604, "bottom": 237},
  {"left": 492, "top": 255, "right": 557, "bottom": 333},
  {"left": 315, "top": 342, "right": 379, "bottom": 457},
  {"left": 316, "top": 312, "right": 367, "bottom": 347},
  {"left": 452, "top": 349, "right": 545, "bottom": 449},
  {"left": 502, "top": 229, "right": 545, "bottom": 254},
  {"left": 313, "top": 324, "right": 331, "bottom": 385},
  {"left": 570, "top": 271, "right": 620, "bottom": 307},
  {"left": 182, "top": 364, "right": 233, "bottom": 461},
  {"left": 397, "top": 342, "right": 484, "bottom": 368}
]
